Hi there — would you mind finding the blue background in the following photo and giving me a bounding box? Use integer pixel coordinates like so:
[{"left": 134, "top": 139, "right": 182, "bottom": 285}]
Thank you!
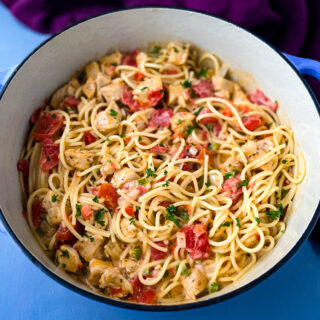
[{"left": 0, "top": 3, "right": 319, "bottom": 319}]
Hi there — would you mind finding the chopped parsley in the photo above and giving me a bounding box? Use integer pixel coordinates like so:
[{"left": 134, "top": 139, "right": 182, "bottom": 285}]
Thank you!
[
  {"left": 84, "top": 233, "right": 94, "bottom": 242},
  {"left": 163, "top": 270, "right": 169, "bottom": 278},
  {"left": 266, "top": 203, "right": 284, "bottom": 221},
  {"left": 51, "top": 194, "right": 58, "bottom": 202},
  {"left": 239, "top": 179, "right": 248, "bottom": 186},
  {"left": 106, "top": 137, "right": 110, "bottom": 142},
  {"left": 46, "top": 156, "right": 51, "bottom": 162},
  {"left": 131, "top": 247, "right": 142, "bottom": 260},
  {"left": 146, "top": 167, "right": 157, "bottom": 178},
  {"left": 282, "top": 160, "right": 288, "bottom": 164},
  {"left": 92, "top": 196, "right": 99, "bottom": 203},
  {"left": 173, "top": 47, "right": 179, "bottom": 53},
  {"left": 138, "top": 178, "right": 148, "bottom": 186},
  {"left": 62, "top": 263, "right": 66, "bottom": 268},
  {"left": 75, "top": 204, "right": 82, "bottom": 217},
  {"left": 178, "top": 119, "right": 183, "bottom": 124},
  {"left": 95, "top": 209, "right": 106, "bottom": 226},
  {"left": 221, "top": 222, "right": 231, "bottom": 227},
  {"left": 224, "top": 170, "right": 239, "bottom": 180},
  {"left": 206, "top": 123, "right": 213, "bottom": 131},
  {"left": 140, "top": 86, "right": 148, "bottom": 91},
  {"left": 196, "top": 68, "right": 208, "bottom": 78},
  {"left": 120, "top": 134, "right": 126, "bottom": 138},
  {"left": 51, "top": 114, "right": 57, "bottom": 119},
  {"left": 109, "top": 109, "right": 118, "bottom": 117},
  {"left": 45, "top": 124, "right": 49, "bottom": 130},
  {"left": 151, "top": 45, "right": 161, "bottom": 54},
  {"left": 181, "top": 266, "right": 191, "bottom": 276},
  {"left": 165, "top": 205, "right": 180, "bottom": 227},
  {"left": 162, "top": 180, "right": 170, "bottom": 187},
  {"left": 236, "top": 218, "right": 241, "bottom": 228},
  {"left": 181, "top": 80, "right": 192, "bottom": 88},
  {"left": 209, "top": 143, "right": 218, "bottom": 151},
  {"left": 281, "top": 189, "right": 288, "bottom": 199},
  {"left": 177, "top": 208, "right": 189, "bottom": 221},
  {"left": 209, "top": 282, "right": 219, "bottom": 293},
  {"left": 255, "top": 217, "right": 261, "bottom": 224},
  {"left": 205, "top": 182, "right": 211, "bottom": 188},
  {"left": 129, "top": 218, "right": 136, "bottom": 225},
  {"left": 186, "top": 125, "right": 195, "bottom": 136},
  {"left": 111, "top": 62, "right": 118, "bottom": 66},
  {"left": 138, "top": 136, "right": 142, "bottom": 142},
  {"left": 135, "top": 206, "right": 141, "bottom": 211},
  {"left": 60, "top": 250, "right": 69, "bottom": 258},
  {"left": 164, "top": 170, "right": 168, "bottom": 175},
  {"left": 267, "top": 122, "right": 273, "bottom": 128}
]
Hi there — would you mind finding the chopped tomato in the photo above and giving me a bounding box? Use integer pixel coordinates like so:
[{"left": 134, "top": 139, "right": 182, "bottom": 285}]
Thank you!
[
  {"left": 151, "top": 241, "right": 168, "bottom": 261},
  {"left": 162, "top": 69, "right": 178, "bottom": 75},
  {"left": 238, "top": 104, "right": 251, "bottom": 114},
  {"left": 31, "top": 200, "right": 46, "bottom": 227},
  {"left": 121, "top": 86, "right": 142, "bottom": 112},
  {"left": 134, "top": 72, "right": 145, "bottom": 82},
  {"left": 84, "top": 131, "right": 97, "bottom": 145},
  {"left": 125, "top": 207, "right": 135, "bottom": 217},
  {"left": 202, "top": 130, "right": 208, "bottom": 140},
  {"left": 121, "top": 49, "right": 139, "bottom": 66},
  {"left": 150, "top": 146, "right": 169, "bottom": 153},
  {"left": 255, "top": 233, "right": 260, "bottom": 241},
  {"left": 248, "top": 89, "right": 278, "bottom": 112},
  {"left": 243, "top": 115, "right": 264, "bottom": 131},
  {"left": 124, "top": 137, "right": 132, "bottom": 145},
  {"left": 109, "top": 287, "right": 123, "bottom": 295},
  {"left": 137, "top": 288, "right": 157, "bottom": 304},
  {"left": 192, "top": 80, "right": 213, "bottom": 98},
  {"left": 198, "top": 107, "right": 222, "bottom": 135},
  {"left": 63, "top": 95, "right": 81, "bottom": 108},
  {"left": 33, "top": 113, "right": 63, "bottom": 141},
  {"left": 39, "top": 138, "right": 60, "bottom": 172},
  {"left": 222, "top": 107, "right": 232, "bottom": 117},
  {"left": 136, "top": 185, "right": 148, "bottom": 195},
  {"left": 130, "top": 276, "right": 143, "bottom": 297},
  {"left": 147, "top": 89, "right": 164, "bottom": 108},
  {"left": 149, "top": 108, "right": 173, "bottom": 128},
  {"left": 81, "top": 205, "right": 93, "bottom": 220},
  {"left": 56, "top": 218, "right": 84, "bottom": 245},
  {"left": 222, "top": 173, "right": 243, "bottom": 203},
  {"left": 197, "top": 148, "right": 213, "bottom": 163},
  {"left": 17, "top": 159, "right": 30, "bottom": 191},
  {"left": 91, "top": 187, "right": 98, "bottom": 196},
  {"left": 180, "top": 224, "right": 210, "bottom": 259},
  {"left": 98, "top": 183, "right": 118, "bottom": 207}
]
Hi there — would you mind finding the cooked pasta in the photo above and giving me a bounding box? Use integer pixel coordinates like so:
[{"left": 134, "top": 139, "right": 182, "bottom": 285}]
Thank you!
[{"left": 17, "top": 42, "right": 305, "bottom": 305}]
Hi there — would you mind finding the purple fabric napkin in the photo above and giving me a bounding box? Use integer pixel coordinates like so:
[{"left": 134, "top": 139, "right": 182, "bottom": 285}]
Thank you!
[{"left": 2, "top": 0, "right": 320, "bottom": 99}]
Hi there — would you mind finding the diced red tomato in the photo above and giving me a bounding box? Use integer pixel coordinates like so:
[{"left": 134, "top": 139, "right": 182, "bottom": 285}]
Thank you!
[
  {"left": 150, "top": 146, "right": 169, "bottom": 153},
  {"left": 201, "top": 130, "right": 208, "bottom": 140},
  {"left": 192, "top": 80, "right": 213, "bottom": 98},
  {"left": 222, "top": 107, "right": 232, "bottom": 117},
  {"left": 124, "top": 137, "right": 132, "bottom": 145},
  {"left": 238, "top": 104, "right": 251, "bottom": 114},
  {"left": 91, "top": 187, "right": 98, "bottom": 196},
  {"left": 248, "top": 89, "right": 278, "bottom": 112},
  {"left": 121, "top": 86, "right": 142, "bottom": 112},
  {"left": 33, "top": 113, "right": 63, "bottom": 141},
  {"left": 198, "top": 107, "right": 222, "bottom": 136},
  {"left": 84, "top": 131, "right": 97, "bottom": 145},
  {"left": 56, "top": 218, "right": 84, "bottom": 245},
  {"left": 136, "top": 186, "right": 148, "bottom": 195},
  {"left": 149, "top": 108, "right": 173, "bottom": 128},
  {"left": 81, "top": 205, "right": 93, "bottom": 220},
  {"left": 243, "top": 115, "right": 264, "bottom": 131},
  {"left": 147, "top": 89, "right": 164, "bottom": 108},
  {"left": 222, "top": 173, "right": 243, "bottom": 203},
  {"left": 128, "top": 276, "right": 157, "bottom": 304},
  {"left": 130, "top": 276, "right": 143, "bottom": 297},
  {"left": 121, "top": 49, "right": 139, "bottom": 66},
  {"left": 109, "top": 287, "right": 123, "bottom": 295},
  {"left": 125, "top": 207, "right": 135, "bottom": 217},
  {"left": 98, "top": 183, "right": 118, "bottom": 207},
  {"left": 17, "top": 159, "right": 30, "bottom": 190},
  {"left": 150, "top": 241, "right": 168, "bottom": 261},
  {"left": 31, "top": 200, "right": 46, "bottom": 227},
  {"left": 39, "top": 138, "right": 60, "bottom": 172},
  {"left": 62, "top": 95, "right": 81, "bottom": 108},
  {"left": 180, "top": 224, "right": 210, "bottom": 259},
  {"left": 137, "top": 288, "right": 157, "bottom": 304},
  {"left": 162, "top": 69, "right": 178, "bottom": 75},
  {"left": 134, "top": 72, "right": 145, "bottom": 82},
  {"left": 197, "top": 148, "right": 214, "bottom": 163}
]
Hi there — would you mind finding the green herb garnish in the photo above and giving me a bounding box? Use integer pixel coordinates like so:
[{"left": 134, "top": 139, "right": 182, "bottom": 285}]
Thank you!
[
  {"left": 165, "top": 205, "right": 180, "bottom": 227},
  {"left": 209, "top": 282, "right": 219, "bottom": 293},
  {"left": 173, "top": 47, "right": 179, "bottom": 53},
  {"left": 61, "top": 250, "right": 69, "bottom": 258},
  {"left": 84, "top": 233, "right": 94, "bottom": 242},
  {"left": 282, "top": 160, "right": 287, "bottom": 164},
  {"left": 95, "top": 209, "right": 106, "bottom": 226},
  {"left": 92, "top": 196, "right": 99, "bottom": 203},
  {"left": 131, "top": 247, "right": 142, "bottom": 260},
  {"left": 138, "top": 178, "right": 148, "bottom": 186},
  {"left": 162, "top": 180, "right": 170, "bottom": 187},
  {"left": 221, "top": 222, "right": 231, "bottom": 227},
  {"left": 109, "top": 109, "right": 118, "bottom": 117},
  {"left": 239, "top": 179, "right": 248, "bottom": 186},
  {"left": 224, "top": 170, "right": 239, "bottom": 180},
  {"left": 151, "top": 45, "right": 161, "bottom": 54},
  {"left": 75, "top": 204, "right": 82, "bottom": 217},
  {"left": 236, "top": 218, "right": 241, "bottom": 228},
  {"left": 209, "top": 143, "right": 218, "bottom": 151},
  {"left": 146, "top": 168, "right": 157, "bottom": 178},
  {"left": 194, "top": 106, "right": 204, "bottom": 116},
  {"left": 51, "top": 194, "right": 57, "bottom": 202},
  {"left": 181, "top": 80, "right": 192, "bottom": 88},
  {"left": 266, "top": 203, "right": 284, "bottom": 221},
  {"left": 196, "top": 68, "right": 208, "bottom": 78},
  {"left": 186, "top": 125, "right": 195, "bottom": 136},
  {"left": 129, "top": 218, "right": 136, "bottom": 225},
  {"left": 181, "top": 266, "right": 190, "bottom": 276},
  {"left": 255, "top": 217, "right": 261, "bottom": 224}
]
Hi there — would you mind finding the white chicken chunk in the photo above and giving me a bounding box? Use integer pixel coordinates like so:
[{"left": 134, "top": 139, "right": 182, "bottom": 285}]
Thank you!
[
  {"left": 168, "top": 83, "right": 189, "bottom": 107},
  {"left": 99, "top": 266, "right": 133, "bottom": 297},
  {"left": 74, "top": 233, "right": 105, "bottom": 262},
  {"left": 56, "top": 245, "right": 82, "bottom": 273},
  {"left": 95, "top": 73, "right": 112, "bottom": 101},
  {"left": 167, "top": 42, "right": 190, "bottom": 65},
  {"left": 101, "top": 158, "right": 121, "bottom": 176},
  {"left": 88, "top": 259, "right": 112, "bottom": 286},
  {"left": 99, "top": 51, "right": 122, "bottom": 66},
  {"left": 85, "top": 61, "right": 100, "bottom": 79},
  {"left": 50, "top": 78, "right": 80, "bottom": 109},
  {"left": 133, "top": 77, "right": 163, "bottom": 106},
  {"left": 65, "top": 149, "right": 94, "bottom": 170},
  {"left": 120, "top": 217, "right": 138, "bottom": 239},
  {"left": 83, "top": 77, "right": 96, "bottom": 99},
  {"left": 111, "top": 168, "right": 139, "bottom": 189},
  {"left": 224, "top": 157, "right": 243, "bottom": 172},
  {"left": 212, "top": 76, "right": 234, "bottom": 99},
  {"left": 136, "top": 52, "right": 149, "bottom": 66},
  {"left": 120, "top": 258, "right": 139, "bottom": 277},
  {"left": 232, "top": 84, "right": 248, "bottom": 104},
  {"left": 95, "top": 101, "right": 121, "bottom": 133},
  {"left": 182, "top": 268, "right": 208, "bottom": 299},
  {"left": 170, "top": 112, "right": 195, "bottom": 137},
  {"left": 42, "top": 191, "right": 62, "bottom": 225},
  {"left": 100, "top": 81, "right": 124, "bottom": 102}
]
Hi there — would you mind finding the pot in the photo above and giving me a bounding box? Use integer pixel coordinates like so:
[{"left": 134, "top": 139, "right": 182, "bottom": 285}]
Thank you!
[{"left": 0, "top": 7, "right": 320, "bottom": 311}]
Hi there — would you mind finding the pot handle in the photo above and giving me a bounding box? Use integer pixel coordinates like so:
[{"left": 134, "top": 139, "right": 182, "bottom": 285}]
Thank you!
[{"left": 284, "top": 54, "right": 320, "bottom": 81}]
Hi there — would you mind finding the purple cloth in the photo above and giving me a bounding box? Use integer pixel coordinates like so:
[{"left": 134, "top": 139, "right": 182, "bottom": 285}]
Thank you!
[{"left": 2, "top": 0, "right": 320, "bottom": 99}]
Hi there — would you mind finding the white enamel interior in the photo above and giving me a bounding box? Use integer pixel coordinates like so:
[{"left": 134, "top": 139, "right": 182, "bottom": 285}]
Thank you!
[{"left": 0, "top": 8, "right": 320, "bottom": 307}]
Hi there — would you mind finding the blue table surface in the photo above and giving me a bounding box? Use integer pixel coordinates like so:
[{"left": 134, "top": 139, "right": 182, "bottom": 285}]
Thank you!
[{"left": 1, "top": 3, "right": 320, "bottom": 319}]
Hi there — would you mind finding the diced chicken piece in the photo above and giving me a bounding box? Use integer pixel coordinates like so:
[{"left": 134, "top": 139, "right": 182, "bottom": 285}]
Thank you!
[
  {"left": 95, "top": 101, "right": 121, "bottom": 133},
  {"left": 104, "top": 240, "right": 122, "bottom": 260},
  {"left": 168, "top": 83, "right": 189, "bottom": 107},
  {"left": 120, "top": 258, "right": 139, "bottom": 277},
  {"left": 217, "top": 62, "right": 230, "bottom": 78},
  {"left": 134, "top": 108, "right": 154, "bottom": 131},
  {"left": 257, "top": 137, "right": 274, "bottom": 151},
  {"left": 56, "top": 244, "right": 82, "bottom": 273},
  {"left": 168, "top": 42, "right": 190, "bottom": 65},
  {"left": 224, "top": 157, "right": 243, "bottom": 172},
  {"left": 209, "top": 174, "right": 222, "bottom": 188},
  {"left": 65, "top": 149, "right": 94, "bottom": 170},
  {"left": 50, "top": 78, "right": 80, "bottom": 109},
  {"left": 100, "top": 81, "right": 124, "bottom": 102},
  {"left": 101, "top": 158, "right": 121, "bottom": 176},
  {"left": 99, "top": 266, "right": 133, "bottom": 297},
  {"left": 212, "top": 76, "right": 234, "bottom": 99},
  {"left": 85, "top": 61, "right": 100, "bottom": 80},
  {"left": 100, "top": 51, "right": 122, "bottom": 66},
  {"left": 88, "top": 259, "right": 112, "bottom": 286},
  {"left": 38, "top": 220, "right": 56, "bottom": 246},
  {"left": 83, "top": 77, "right": 96, "bottom": 99},
  {"left": 182, "top": 268, "right": 208, "bottom": 299},
  {"left": 42, "top": 191, "right": 62, "bottom": 225},
  {"left": 95, "top": 72, "right": 111, "bottom": 90},
  {"left": 133, "top": 77, "right": 163, "bottom": 106},
  {"left": 111, "top": 168, "right": 139, "bottom": 189},
  {"left": 170, "top": 112, "right": 195, "bottom": 137},
  {"left": 232, "top": 84, "right": 248, "bottom": 104},
  {"left": 74, "top": 233, "right": 105, "bottom": 262},
  {"left": 120, "top": 217, "right": 138, "bottom": 238},
  {"left": 136, "top": 52, "right": 149, "bottom": 66}
]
